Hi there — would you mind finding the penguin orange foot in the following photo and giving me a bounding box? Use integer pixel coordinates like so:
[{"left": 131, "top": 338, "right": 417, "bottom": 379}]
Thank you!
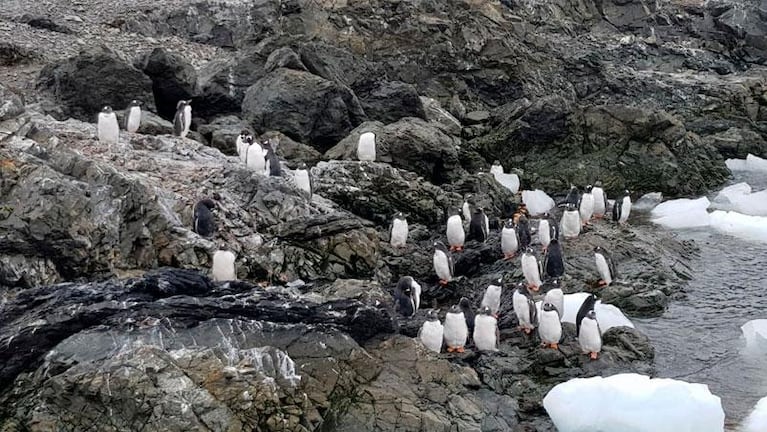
[
  {"left": 447, "top": 346, "right": 455, "bottom": 353},
  {"left": 523, "top": 328, "right": 532, "bottom": 335},
  {"left": 590, "top": 352, "right": 599, "bottom": 360},
  {"left": 549, "top": 343, "right": 559, "bottom": 350},
  {"left": 439, "top": 279, "right": 450, "bottom": 286},
  {"left": 456, "top": 346, "right": 465, "bottom": 353},
  {"left": 597, "top": 279, "right": 608, "bottom": 287},
  {"left": 529, "top": 284, "right": 540, "bottom": 292}
]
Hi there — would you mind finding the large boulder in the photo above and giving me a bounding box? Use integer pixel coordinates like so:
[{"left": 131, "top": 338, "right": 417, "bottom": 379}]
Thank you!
[
  {"left": 138, "top": 48, "right": 198, "bottom": 120},
  {"left": 242, "top": 68, "right": 366, "bottom": 151},
  {"left": 196, "top": 50, "right": 269, "bottom": 117},
  {"left": 0, "top": 84, "right": 24, "bottom": 121},
  {"left": 357, "top": 80, "right": 426, "bottom": 124},
  {"left": 36, "top": 46, "right": 155, "bottom": 121}
]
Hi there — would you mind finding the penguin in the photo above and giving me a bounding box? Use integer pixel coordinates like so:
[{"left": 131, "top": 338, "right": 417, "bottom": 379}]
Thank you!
[
  {"left": 579, "top": 185, "right": 595, "bottom": 226},
  {"left": 293, "top": 162, "right": 313, "bottom": 199},
  {"left": 517, "top": 215, "right": 532, "bottom": 251},
  {"left": 432, "top": 241, "right": 454, "bottom": 286},
  {"left": 443, "top": 304, "right": 468, "bottom": 353},
  {"left": 357, "top": 131, "right": 376, "bottom": 161},
  {"left": 560, "top": 186, "right": 580, "bottom": 208},
  {"left": 592, "top": 181, "right": 607, "bottom": 219},
  {"left": 173, "top": 100, "right": 192, "bottom": 138},
  {"left": 542, "top": 238, "right": 565, "bottom": 279},
  {"left": 418, "top": 309, "right": 444, "bottom": 353},
  {"left": 211, "top": 248, "right": 236, "bottom": 281},
  {"left": 512, "top": 203, "right": 530, "bottom": 225},
  {"left": 542, "top": 279, "right": 564, "bottom": 319},
  {"left": 576, "top": 294, "right": 601, "bottom": 360},
  {"left": 612, "top": 190, "right": 632, "bottom": 224},
  {"left": 389, "top": 212, "right": 409, "bottom": 248},
  {"left": 539, "top": 216, "right": 552, "bottom": 252},
  {"left": 521, "top": 247, "right": 542, "bottom": 291},
  {"left": 446, "top": 208, "right": 466, "bottom": 252},
  {"left": 560, "top": 203, "right": 581, "bottom": 239},
  {"left": 539, "top": 302, "right": 562, "bottom": 349},
  {"left": 480, "top": 277, "right": 503, "bottom": 317},
  {"left": 193, "top": 198, "right": 217, "bottom": 237},
  {"left": 512, "top": 282, "right": 537, "bottom": 334},
  {"left": 462, "top": 194, "right": 473, "bottom": 224},
  {"left": 468, "top": 207, "right": 489, "bottom": 243},
  {"left": 97, "top": 106, "right": 119, "bottom": 145},
  {"left": 473, "top": 306, "right": 499, "bottom": 352},
  {"left": 490, "top": 160, "right": 503, "bottom": 175},
  {"left": 124, "top": 100, "right": 141, "bottom": 133},
  {"left": 236, "top": 130, "right": 250, "bottom": 163},
  {"left": 263, "top": 140, "right": 282, "bottom": 177},
  {"left": 245, "top": 138, "right": 266, "bottom": 174},
  {"left": 501, "top": 219, "right": 519, "bottom": 260},
  {"left": 459, "top": 296, "right": 475, "bottom": 340},
  {"left": 594, "top": 246, "right": 618, "bottom": 287},
  {"left": 394, "top": 276, "right": 421, "bottom": 317}
]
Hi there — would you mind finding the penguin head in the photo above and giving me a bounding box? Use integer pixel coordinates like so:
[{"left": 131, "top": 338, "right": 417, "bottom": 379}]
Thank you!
[
  {"left": 474, "top": 207, "right": 484, "bottom": 214},
  {"left": 541, "top": 212, "right": 550, "bottom": 218},
  {"left": 434, "top": 241, "right": 448, "bottom": 252},
  {"left": 515, "top": 282, "right": 529, "bottom": 295},
  {"left": 549, "top": 238, "right": 559, "bottom": 247},
  {"left": 549, "top": 278, "right": 561, "bottom": 289},
  {"left": 448, "top": 304, "right": 461, "bottom": 314},
  {"left": 594, "top": 180, "right": 603, "bottom": 187},
  {"left": 394, "top": 211, "right": 405, "bottom": 221},
  {"left": 543, "top": 302, "right": 557, "bottom": 312},
  {"left": 101, "top": 106, "right": 113, "bottom": 113},
  {"left": 623, "top": 190, "right": 630, "bottom": 197},
  {"left": 518, "top": 214, "right": 528, "bottom": 225},
  {"left": 479, "top": 305, "right": 492, "bottom": 315},
  {"left": 459, "top": 297, "right": 471, "bottom": 310},
  {"left": 426, "top": 309, "right": 440, "bottom": 321},
  {"left": 463, "top": 193, "right": 474, "bottom": 204},
  {"left": 448, "top": 207, "right": 461, "bottom": 217},
  {"left": 239, "top": 130, "right": 251, "bottom": 138},
  {"left": 586, "top": 310, "right": 597, "bottom": 320},
  {"left": 262, "top": 140, "right": 272, "bottom": 150},
  {"left": 524, "top": 246, "right": 535, "bottom": 255},
  {"left": 245, "top": 135, "right": 254, "bottom": 144},
  {"left": 129, "top": 100, "right": 141, "bottom": 107},
  {"left": 503, "top": 218, "right": 515, "bottom": 229},
  {"left": 585, "top": 184, "right": 593, "bottom": 193},
  {"left": 176, "top": 100, "right": 187, "bottom": 109},
  {"left": 298, "top": 162, "right": 308, "bottom": 170},
  {"left": 594, "top": 246, "right": 605, "bottom": 254}
]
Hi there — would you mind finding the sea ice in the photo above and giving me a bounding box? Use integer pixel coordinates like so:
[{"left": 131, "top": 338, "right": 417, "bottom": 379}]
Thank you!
[
  {"left": 633, "top": 192, "right": 663, "bottom": 211},
  {"left": 540, "top": 293, "right": 634, "bottom": 334},
  {"left": 741, "top": 320, "right": 767, "bottom": 353},
  {"left": 709, "top": 211, "right": 767, "bottom": 243},
  {"left": 651, "top": 197, "right": 711, "bottom": 229},
  {"left": 726, "top": 154, "right": 767, "bottom": 172},
  {"left": 493, "top": 172, "right": 520, "bottom": 194},
  {"left": 712, "top": 183, "right": 767, "bottom": 216},
  {"left": 522, "top": 189, "right": 555, "bottom": 215},
  {"left": 543, "top": 374, "right": 725, "bottom": 432},
  {"left": 742, "top": 396, "right": 767, "bottom": 432}
]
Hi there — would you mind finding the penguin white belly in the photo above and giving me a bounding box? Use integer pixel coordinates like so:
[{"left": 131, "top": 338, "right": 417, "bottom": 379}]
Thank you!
[
  {"left": 126, "top": 107, "right": 141, "bottom": 133},
  {"left": 182, "top": 105, "right": 192, "bottom": 137},
  {"left": 419, "top": 321, "right": 444, "bottom": 353},
  {"left": 97, "top": 113, "right": 119, "bottom": 144},
  {"left": 579, "top": 319, "right": 602, "bottom": 354},
  {"left": 481, "top": 285, "right": 502, "bottom": 315},
  {"left": 539, "top": 220, "right": 551, "bottom": 248},
  {"left": 411, "top": 280, "right": 421, "bottom": 310},
  {"left": 473, "top": 315, "right": 499, "bottom": 351},
  {"left": 513, "top": 291, "right": 534, "bottom": 329},
  {"left": 539, "top": 310, "right": 562, "bottom": 345},
  {"left": 443, "top": 313, "right": 468, "bottom": 348},
  {"left": 433, "top": 250, "right": 452, "bottom": 282},
  {"left": 357, "top": 132, "right": 376, "bottom": 161},
  {"left": 483, "top": 214, "right": 489, "bottom": 238},
  {"left": 246, "top": 143, "right": 266, "bottom": 173},
  {"left": 501, "top": 227, "right": 518, "bottom": 254},
  {"left": 390, "top": 219, "right": 409, "bottom": 247},
  {"left": 592, "top": 188, "right": 606, "bottom": 216},
  {"left": 446, "top": 216, "right": 465, "bottom": 247},
  {"left": 544, "top": 288, "right": 564, "bottom": 319},
  {"left": 521, "top": 254, "right": 542, "bottom": 287},
  {"left": 595, "top": 253, "right": 612, "bottom": 285},
  {"left": 294, "top": 169, "right": 312, "bottom": 196},
  {"left": 211, "top": 250, "right": 236, "bottom": 281},
  {"left": 236, "top": 137, "right": 246, "bottom": 162},
  {"left": 579, "top": 193, "right": 595, "bottom": 223},
  {"left": 620, "top": 197, "right": 632, "bottom": 223},
  {"left": 462, "top": 202, "right": 471, "bottom": 224},
  {"left": 561, "top": 210, "right": 581, "bottom": 238}
]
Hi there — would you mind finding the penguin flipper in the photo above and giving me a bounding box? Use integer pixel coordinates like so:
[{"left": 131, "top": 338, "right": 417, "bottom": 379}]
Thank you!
[{"left": 576, "top": 294, "right": 597, "bottom": 335}]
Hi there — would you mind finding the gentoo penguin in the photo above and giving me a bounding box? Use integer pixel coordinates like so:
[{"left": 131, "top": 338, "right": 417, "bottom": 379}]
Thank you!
[
  {"left": 561, "top": 186, "right": 580, "bottom": 208},
  {"left": 521, "top": 247, "right": 542, "bottom": 291},
  {"left": 245, "top": 138, "right": 266, "bottom": 174},
  {"left": 236, "top": 130, "right": 250, "bottom": 163},
  {"left": 394, "top": 276, "right": 421, "bottom": 317},
  {"left": 419, "top": 309, "right": 444, "bottom": 353},
  {"left": 211, "top": 248, "right": 236, "bottom": 282},
  {"left": 462, "top": 194, "right": 473, "bottom": 224},
  {"left": 433, "top": 241, "right": 454, "bottom": 286},
  {"left": 539, "top": 217, "right": 552, "bottom": 252},
  {"left": 446, "top": 208, "right": 466, "bottom": 252},
  {"left": 592, "top": 181, "right": 607, "bottom": 219},
  {"left": 542, "top": 238, "right": 565, "bottom": 279},
  {"left": 612, "top": 190, "right": 632, "bottom": 224},
  {"left": 459, "top": 296, "right": 475, "bottom": 340},
  {"left": 560, "top": 203, "right": 581, "bottom": 239},
  {"left": 263, "top": 140, "right": 282, "bottom": 177},
  {"left": 473, "top": 306, "right": 499, "bottom": 352},
  {"left": 443, "top": 304, "right": 469, "bottom": 353},
  {"left": 579, "top": 185, "right": 595, "bottom": 226},
  {"left": 468, "top": 207, "right": 489, "bottom": 243},
  {"left": 193, "top": 198, "right": 217, "bottom": 237},
  {"left": 357, "top": 131, "right": 376, "bottom": 161},
  {"left": 594, "top": 246, "right": 618, "bottom": 286},
  {"left": 124, "top": 100, "right": 141, "bottom": 133},
  {"left": 389, "top": 212, "right": 409, "bottom": 248},
  {"left": 97, "top": 106, "right": 119, "bottom": 145},
  {"left": 173, "top": 100, "right": 192, "bottom": 138},
  {"left": 576, "top": 294, "right": 601, "bottom": 360},
  {"left": 480, "top": 277, "right": 503, "bottom": 317},
  {"left": 543, "top": 279, "right": 564, "bottom": 319},
  {"left": 293, "top": 162, "right": 313, "bottom": 198},
  {"left": 501, "top": 219, "right": 519, "bottom": 260},
  {"left": 490, "top": 160, "right": 503, "bottom": 175},
  {"left": 517, "top": 215, "right": 532, "bottom": 251},
  {"left": 539, "top": 302, "right": 562, "bottom": 349},
  {"left": 512, "top": 283, "right": 537, "bottom": 334}
]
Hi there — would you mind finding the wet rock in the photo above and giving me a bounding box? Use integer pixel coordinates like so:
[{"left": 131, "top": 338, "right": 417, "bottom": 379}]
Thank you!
[
  {"left": 137, "top": 48, "right": 198, "bottom": 120},
  {"left": 264, "top": 47, "right": 307, "bottom": 73},
  {"left": 0, "top": 84, "right": 24, "bottom": 122},
  {"left": 196, "top": 50, "right": 269, "bottom": 118},
  {"left": 357, "top": 80, "right": 426, "bottom": 124},
  {"left": 36, "top": 46, "right": 155, "bottom": 121}
]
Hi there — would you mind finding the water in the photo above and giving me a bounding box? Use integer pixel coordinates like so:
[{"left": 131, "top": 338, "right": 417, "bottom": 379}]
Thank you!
[{"left": 637, "top": 171, "right": 767, "bottom": 427}]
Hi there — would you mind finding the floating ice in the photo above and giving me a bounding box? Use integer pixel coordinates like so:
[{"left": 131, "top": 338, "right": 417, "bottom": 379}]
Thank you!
[
  {"left": 522, "top": 189, "right": 555, "bottom": 215},
  {"left": 633, "top": 192, "right": 663, "bottom": 211},
  {"left": 651, "top": 197, "right": 711, "bottom": 229},
  {"left": 543, "top": 374, "right": 725, "bottom": 432},
  {"left": 712, "top": 183, "right": 767, "bottom": 216},
  {"left": 493, "top": 172, "right": 520, "bottom": 194},
  {"left": 539, "top": 293, "right": 634, "bottom": 334},
  {"left": 741, "top": 320, "right": 767, "bottom": 353},
  {"left": 742, "top": 396, "right": 767, "bottom": 432},
  {"left": 726, "top": 154, "right": 767, "bottom": 172},
  {"left": 709, "top": 211, "right": 767, "bottom": 243}
]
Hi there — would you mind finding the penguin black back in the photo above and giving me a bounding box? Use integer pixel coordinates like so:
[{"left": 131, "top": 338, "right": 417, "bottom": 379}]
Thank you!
[
  {"left": 394, "top": 276, "right": 415, "bottom": 317},
  {"left": 263, "top": 141, "right": 282, "bottom": 177},
  {"left": 517, "top": 215, "right": 531, "bottom": 250},
  {"left": 576, "top": 294, "right": 597, "bottom": 335},
  {"left": 543, "top": 239, "right": 565, "bottom": 278},
  {"left": 468, "top": 209, "right": 487, "bottom": 242},
  {"left": 193, "top": 198, "right": 217, "bottom": 237},
  {"left": 459, "top": 297, "right": 475, "bottom": 336}
]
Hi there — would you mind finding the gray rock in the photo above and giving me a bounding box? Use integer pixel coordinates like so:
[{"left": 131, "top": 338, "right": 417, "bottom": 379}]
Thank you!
[
  {"left": 0, "top": 84, "right": 24, "bottom": 122},
  {"left": 196, "top": 50, "right": 269, "bottom": 117},
  {"left": 702, "top": 127, "right": 767, "bottom": 159},
  {"left": 420, "top": 96, "right": 462, "bottom": 136},
  {"left": 358, "top": 80, "right": 426, "bottom": 124},
  {"left": 258, "top": 131, "right": 323, "bottom": 169},
  {"left": 137, "top": 48, "right": 198, "bottom": 120},
  {"left": 197, "top": 115, "right": 251, "bottom": 155},
  {"left": 264, "top": 47, "right": 307, "bottom": 73},
  {"left": 115, "top": 109, "right": 175, "bottom": 135}
]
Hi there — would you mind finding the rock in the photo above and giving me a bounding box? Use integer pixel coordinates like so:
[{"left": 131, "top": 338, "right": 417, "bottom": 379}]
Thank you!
[
  {"left": 196, "top": 50, "right": 269, "bottom": 118},
  {"left": 702, "top": 127, "right": 767, "bottom": 159},
  {"left": 138, "top": 48, "right": 198, "bottom": 120},
  {"left": 264, "top": 47, "right": 307, "bottom": 73},
  {"left": 0, "top": 41, "right": 37, "bottom": 66},
  {"left": 115, "top": 109, "right": 175, "bottom": 135},
  {"left": 325, "top": 118, "right": 465, "bottom": 184},
  {"left": 18, "top": 14, "right": 74, "bottom": 34},
  {"left": 241, "top": 68, "right": 366, "bottom": 151},
  {"left": 420, "top": 96, "right": 462, "bottom": 136},
  {"left": 0, "top": 84, "right": 24, "bottom": 122},
  {"left": 196, "top": 115, "right": 251, "bottom": 156},
  {"left": 36, "top": 46, "right": 155, "bottom": 121},
  {"left": 465, "top": 110, "right": 491, "bottom": 125},
  {"left": 258, "top": 131, "right": 323, "bottom": 169},
  {"left": 357, "top": 80, "right": 426, "bottom": 124}
]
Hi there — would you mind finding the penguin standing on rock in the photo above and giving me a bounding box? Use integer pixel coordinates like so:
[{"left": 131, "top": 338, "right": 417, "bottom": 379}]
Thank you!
[
  {"left": 542, "top": 238, "right": 565, "bottom": 279},
  {"left": 517, "top": 215, "right": 532, "bottom": 251},
  {"left": 433, "top": 241, "right": 454, "bottom": 286},
  {"left": 576, "top": 294, "right": 601, "bottom": 360},
  {"left": 543, "top": 279, "right": 564, "bottom": 319},
  {"left": 513, "top": 283, "right": 537, "bottom": 334},
  {"left": 462, "top": 194, "right": 473, "bottom": 225},
  {"left": 293, "top": 162, "right": 313, "bottom": 198},
  {"left": 389, "top": 212, "right": 409, "bottom": 248},
  {"left": 446, "top": 208, "right": 466, "bottom": 252},
  {"left": 613, "top": 190, "right": 632, "bottom": 224},
  {"left": 459, "top": 297, "right": 475, "bottom": 341},
  {"left": 236, "top": 130, "right": 250, "bottom": 163},
  {"left": 560, "top": 203, "right": 581, "bottom": 239},
  {"left": 481, "top": 277, "right": 503, "bottom": 317},
  {"left": 246, "top": 137, "right": 266, "bottom": 173},
  {"left": 173, "top": 100, "right": 192, "bottom": 138},
  {"left": 538, "top": 214, "right": 555, "bottom": 252},
  {"left": 124, "top": 100, "right": 141, "bottom": 133},
  {"left": 501, "top": 219, "right": 519, "bottom": 260},
  {"left": 473, "top": 306, "right": 499, "bottom": 352},
  {"left": 211, "top": 246, "right": 236, "bottom": 282},
  {"left": 561, "top": 186, "right": 580, "bottom": 208},
  {"left": 592, "top": 181, "right": 607, "bottom": 218},
  {"left": 539, "top": 302, "right": 562, "bottom": 349},
  {"left": 521, "top": 247, "right": 543, "bottom": 291},
  {"left": 193, "top": 197, "right": 217, "bottom": 237},
  {"left": 419, "top": 309, "right": 444, "bottom": 353},
  {"left": 97, "top": 106, "right": 119, "bottom": 145},
  {"left": 357, "top": 131, "right": 376, "bottom": 161},
  {"left": 263, "top": 140, "right": 282, "bottom": 177},
  {"left": 579, "top": 185, "right": 595, "bottom": 226},
  {"left": 394, "top": 276, "right": 421, "bottom": 317},
  {"left": 594, "top": 246, "right": 618, "bottom": 286},
  {"left": 468, "top": 207, "right": 489, "bottom": 243},
  {"left": 443, "top": 304, "right": 469, "bottom": 353}
]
